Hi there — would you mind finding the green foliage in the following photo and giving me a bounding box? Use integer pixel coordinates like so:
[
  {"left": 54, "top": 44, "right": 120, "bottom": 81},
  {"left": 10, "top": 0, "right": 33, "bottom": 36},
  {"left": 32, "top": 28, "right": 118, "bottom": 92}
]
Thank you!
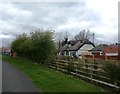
[
  {"left": 104, "top": 62, "right": 120, "bottom": 81},
  {"left": 93, "top": 59, "right": 98, "bottom": 70},
  {"left": 66, "top": 61, "right": 75, "bottom": 73},
  {"left": 11, "top": 28, "right": 56, "bottom": 64},
  {"left": 56, "top": 56, "right": 74, "bottom": 61},
  {"left": 11, "top": 33, "right": 27, "bottom": 56}
]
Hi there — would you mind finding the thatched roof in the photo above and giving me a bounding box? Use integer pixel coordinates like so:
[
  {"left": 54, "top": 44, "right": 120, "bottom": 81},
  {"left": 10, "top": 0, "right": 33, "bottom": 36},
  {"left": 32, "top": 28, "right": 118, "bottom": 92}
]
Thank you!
[
  {"left": 59, "top": 44, "right": 69, "bottom": 51},
  {"left": 68, "top": 40, "right": 94, "bottom": 51},
  {"left": 59, "top": 39, "right": 95, "bottom": 51}
]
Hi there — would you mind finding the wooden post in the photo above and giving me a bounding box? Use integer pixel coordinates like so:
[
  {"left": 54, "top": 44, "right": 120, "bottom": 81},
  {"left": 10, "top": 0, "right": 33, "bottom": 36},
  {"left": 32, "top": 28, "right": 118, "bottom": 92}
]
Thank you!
[
  {"left": 93, "top": 54, "right": 94, "bottom": 63},
  {"left": 91, "top": 55, "right": 94, "bottom": 79},
  {"left": 13, "top": 52, "right": 16, "bottom": 57},
  {"left": 75, "top": 62, "right": 78, "bottom": 74}
]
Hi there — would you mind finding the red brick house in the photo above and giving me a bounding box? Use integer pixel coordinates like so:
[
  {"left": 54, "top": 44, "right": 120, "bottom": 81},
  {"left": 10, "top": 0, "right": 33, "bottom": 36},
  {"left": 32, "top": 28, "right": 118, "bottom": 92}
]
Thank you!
[
  {"left": 88, "top": 44, "right": 108, "bottom": 59},
  {"left": 103, "top": 44, "right": 120, "bottom": 60}
]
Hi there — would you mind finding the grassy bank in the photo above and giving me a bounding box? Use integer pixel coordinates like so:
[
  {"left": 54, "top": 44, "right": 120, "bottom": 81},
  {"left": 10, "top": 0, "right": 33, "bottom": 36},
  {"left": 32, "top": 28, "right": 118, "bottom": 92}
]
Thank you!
[
  {"left": 0, "top": 55, "right": 2, "bottom": 60},
  {"left": 2, "top": 56, "right": 106, "bottom": 92}
]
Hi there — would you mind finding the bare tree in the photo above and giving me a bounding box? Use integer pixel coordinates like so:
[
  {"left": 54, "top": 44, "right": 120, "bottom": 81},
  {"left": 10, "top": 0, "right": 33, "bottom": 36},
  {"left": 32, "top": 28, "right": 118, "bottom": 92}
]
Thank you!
[
  {"left": 74, "top": 29, "right": 94, "bottom": 42},
  {"left": 54, "top": 31, "right": 70, "bottom": 49}
]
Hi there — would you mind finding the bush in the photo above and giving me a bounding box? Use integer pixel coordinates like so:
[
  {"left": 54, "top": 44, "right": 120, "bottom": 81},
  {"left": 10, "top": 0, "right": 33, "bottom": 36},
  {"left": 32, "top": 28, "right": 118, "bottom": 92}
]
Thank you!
[
  {"left": 56, "top": 56, "right": 73, "bottom": 61},
  {"left": 66, "top": 62, "right": 75, "bottom": 73},
  {"left": 11, "top": 28, "right": 56, "bottom": 64},
  {"left": 93, "top": 59, "right": 98, "bottom": 70},
  {"left": 104, "top": 61, "right": 120, "bottom": 89}
]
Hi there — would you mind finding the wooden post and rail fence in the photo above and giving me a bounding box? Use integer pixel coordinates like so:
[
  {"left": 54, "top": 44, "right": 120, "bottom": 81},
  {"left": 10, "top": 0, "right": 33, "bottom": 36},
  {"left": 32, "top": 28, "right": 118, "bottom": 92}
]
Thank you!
[{"left": 45, "top": 59, "right": 120, "bottom": 92}]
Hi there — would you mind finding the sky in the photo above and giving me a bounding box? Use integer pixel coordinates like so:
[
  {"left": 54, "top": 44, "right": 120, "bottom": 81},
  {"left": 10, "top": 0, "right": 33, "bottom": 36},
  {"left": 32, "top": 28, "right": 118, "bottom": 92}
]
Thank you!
[{"left": 0, "top": 0, "right": 119, "bottom": 47}]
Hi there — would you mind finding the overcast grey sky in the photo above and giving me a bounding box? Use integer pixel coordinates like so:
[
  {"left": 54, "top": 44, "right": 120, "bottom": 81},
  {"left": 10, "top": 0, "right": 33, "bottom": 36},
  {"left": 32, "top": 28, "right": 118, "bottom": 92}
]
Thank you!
[{"left": 0, "top": 0, "right": 119, "bottom": 47}]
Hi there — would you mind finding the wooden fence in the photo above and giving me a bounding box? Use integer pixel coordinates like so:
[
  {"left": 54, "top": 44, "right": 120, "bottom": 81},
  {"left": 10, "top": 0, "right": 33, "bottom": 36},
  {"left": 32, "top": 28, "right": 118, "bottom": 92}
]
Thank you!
[{"left": 46, "top": 59, "right": 120, "bottom": 92}]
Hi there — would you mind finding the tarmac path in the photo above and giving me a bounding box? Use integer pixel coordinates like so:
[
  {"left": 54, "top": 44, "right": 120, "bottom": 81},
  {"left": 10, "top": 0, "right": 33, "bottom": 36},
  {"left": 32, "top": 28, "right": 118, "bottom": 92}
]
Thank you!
[{"left": 2, "top": 60, "right": 40, "bottom": 93}]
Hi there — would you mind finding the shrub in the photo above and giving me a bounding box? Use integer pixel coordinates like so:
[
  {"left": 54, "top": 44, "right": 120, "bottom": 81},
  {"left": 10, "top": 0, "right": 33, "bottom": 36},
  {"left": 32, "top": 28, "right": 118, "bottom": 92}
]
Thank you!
[
  {"left": 11, "top": 28, "right": 56, "bottom": 64},
  {"left": 57, "top": 56, "right": 73, "bottom": 61},
  {"left": 66, "top": 61, "right": 75, "bottom": 73},
  {"left": 104, "top": 61, "right": 120, "bottom": 87},
  {"left": 93, "top": 59, "right": 98, "bottom": 70}
]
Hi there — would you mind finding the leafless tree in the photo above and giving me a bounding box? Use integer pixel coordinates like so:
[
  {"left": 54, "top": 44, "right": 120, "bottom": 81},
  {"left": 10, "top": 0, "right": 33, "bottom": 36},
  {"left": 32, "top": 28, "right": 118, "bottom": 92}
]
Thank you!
[
  {"left": 54, "top": 31, "right": 70, "bottom": 49},
  {"left": 74, "top": 29, "right": 95, "bottom": 42}
]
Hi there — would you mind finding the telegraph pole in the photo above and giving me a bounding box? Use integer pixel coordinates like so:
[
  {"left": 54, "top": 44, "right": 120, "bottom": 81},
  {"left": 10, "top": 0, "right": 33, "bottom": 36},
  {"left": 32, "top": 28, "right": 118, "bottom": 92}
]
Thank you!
[{"left": 93, "top": 33, "right": 95, "bottom": 44}]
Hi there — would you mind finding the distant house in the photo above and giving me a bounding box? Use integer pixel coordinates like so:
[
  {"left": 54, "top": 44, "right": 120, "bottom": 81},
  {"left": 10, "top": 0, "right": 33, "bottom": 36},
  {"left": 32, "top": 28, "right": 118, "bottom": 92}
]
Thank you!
[
  {"left": 88, "top": 44, "right": 108, "bottom": 59},
  {"left": 2, "top": 47, "right": 11, "bottom": 55},
  {"left": 89, "top": 44, "right": 108, "bottom": 55},
  {"left": 103, "top": 44, "right": 120, "bottom": 60},
  {"left": 58, "top": 39, "right": 95, "bottom": 59}
]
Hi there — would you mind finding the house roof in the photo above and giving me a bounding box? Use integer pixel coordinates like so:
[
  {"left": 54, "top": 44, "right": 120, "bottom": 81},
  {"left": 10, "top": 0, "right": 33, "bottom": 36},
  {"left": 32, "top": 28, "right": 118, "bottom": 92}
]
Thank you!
[
  {"left": 68, "top": 40, "right": 95, "bottom": 51},
  {"left": 59, "top": 44, "right": 69, "bottom": 51},
  {"left": 89, "top": 44, "right": 108, "bottom": 52},
  {"left": 68, "top": 40, "right": 78, "bottom": 45},
  {"left": 64, "top": 39, "right": 94, "bottom": 51},
  {"left": 116, "top": 43, "right": 120, "bottom": 49},
  {"left": 59, "top": 39, "right": 95, "bottom": 51},
  {"left": 67, "top": 41, "right": 84, "bottom": 51}
]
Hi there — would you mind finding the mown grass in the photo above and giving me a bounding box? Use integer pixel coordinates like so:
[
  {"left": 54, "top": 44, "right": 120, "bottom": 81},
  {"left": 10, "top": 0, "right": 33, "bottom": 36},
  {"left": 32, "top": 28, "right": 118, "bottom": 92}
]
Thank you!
[
  {"left": 2, "top": 56, "right": 107, "bottom": 93},
  {"left": 0, "top": 55, "right": 2, "bottom": 60}
]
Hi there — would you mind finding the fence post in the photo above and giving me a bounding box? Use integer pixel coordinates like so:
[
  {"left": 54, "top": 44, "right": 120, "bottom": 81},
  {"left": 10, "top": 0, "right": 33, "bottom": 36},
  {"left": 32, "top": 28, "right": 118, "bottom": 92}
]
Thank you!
[
  {"left": 56, "top": 61, "right": 58, "bottom": 70},
  {"left": 75, "top": 62, "right": 78, "bottom": 74},
  {"left": 91, "top": 55, "right": 95, "bottom": 79},
  {"left": 91, "top": 64, "right": 93, "bottom": 79}
]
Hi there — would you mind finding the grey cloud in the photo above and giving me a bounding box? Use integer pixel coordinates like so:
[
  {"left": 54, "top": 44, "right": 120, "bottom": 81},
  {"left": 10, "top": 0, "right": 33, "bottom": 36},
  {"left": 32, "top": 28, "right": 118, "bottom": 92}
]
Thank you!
[
  {"left": 95, "top": 32, "right": 118, "bottom": 44},
  {"left": 0, "top": 2, "right": 117, "bottom": 47},
  {"left": 13, "top": 2, "right": 85, "bottom": 10},
  {"left": 2, "top": 37, "right": 15, "bottom": 47}
]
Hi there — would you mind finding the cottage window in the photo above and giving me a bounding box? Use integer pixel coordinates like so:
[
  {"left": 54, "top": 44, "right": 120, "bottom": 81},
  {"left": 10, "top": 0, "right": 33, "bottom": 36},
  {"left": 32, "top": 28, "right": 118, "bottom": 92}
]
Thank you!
[
  {"left": 73, "top": 51, "right": 77, "bottom": 58},
  {"left": 70, "top": 51, "right": 73, "bottom": 56},
  {"left": 61, "top": 51, "right": 64, "bottom": 56},
  {"left": 100, "top": 52, "right": 103, "bottom": 55},
  {"left": 64, "top": 52, "right": 66, "bottom": 56},
  {"left": 66, "top": 51, "right": 69, "bottom": 56}
]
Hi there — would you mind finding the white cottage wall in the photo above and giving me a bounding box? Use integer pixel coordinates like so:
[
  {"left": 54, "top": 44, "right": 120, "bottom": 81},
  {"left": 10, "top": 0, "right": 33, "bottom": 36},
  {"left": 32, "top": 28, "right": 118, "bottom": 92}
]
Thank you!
[{"left": 76, "top": 44, "right": 94, "bottom": 58}]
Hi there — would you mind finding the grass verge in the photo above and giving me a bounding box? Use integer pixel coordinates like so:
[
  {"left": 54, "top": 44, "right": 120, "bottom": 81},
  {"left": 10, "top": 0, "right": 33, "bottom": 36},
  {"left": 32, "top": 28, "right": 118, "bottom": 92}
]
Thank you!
[{"left": 2, "top": 55, "right": 107, "bottom": 92}]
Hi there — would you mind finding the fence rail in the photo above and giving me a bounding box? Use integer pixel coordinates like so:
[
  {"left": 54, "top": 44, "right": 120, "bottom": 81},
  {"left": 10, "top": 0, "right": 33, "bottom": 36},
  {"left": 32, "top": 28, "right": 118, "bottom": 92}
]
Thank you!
[{"left": 46, "top": 59, "right": 120, "bottom": 91}]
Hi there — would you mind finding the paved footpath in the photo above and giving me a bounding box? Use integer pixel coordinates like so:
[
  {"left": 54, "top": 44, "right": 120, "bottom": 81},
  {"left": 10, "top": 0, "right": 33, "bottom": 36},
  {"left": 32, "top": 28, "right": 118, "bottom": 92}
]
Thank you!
[{"left": 2, "top": 60, "right": 40, "bottom": 93}]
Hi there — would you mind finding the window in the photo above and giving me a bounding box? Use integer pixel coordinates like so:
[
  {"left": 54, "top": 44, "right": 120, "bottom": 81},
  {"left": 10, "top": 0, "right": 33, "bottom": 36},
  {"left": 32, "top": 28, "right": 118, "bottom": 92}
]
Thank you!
[
  {"left": 66, "top": 51, "right": 69, "bottom": 56},
  {"left": 100, "top": 52, "right": 103, "bottom": 55},
  {"left": 61, "top": 51, "right": 64, "bottom": 56}
]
